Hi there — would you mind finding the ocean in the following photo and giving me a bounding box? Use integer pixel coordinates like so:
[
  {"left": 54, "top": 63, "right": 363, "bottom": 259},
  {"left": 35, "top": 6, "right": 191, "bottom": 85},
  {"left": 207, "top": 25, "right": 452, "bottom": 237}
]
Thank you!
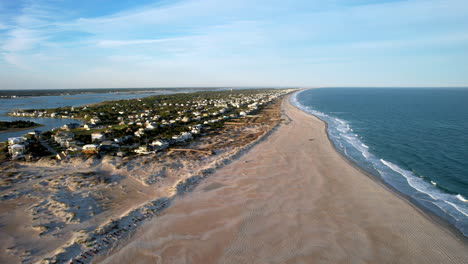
[{"left": 292, "top": 88, "right": 468, "bottom": 237}]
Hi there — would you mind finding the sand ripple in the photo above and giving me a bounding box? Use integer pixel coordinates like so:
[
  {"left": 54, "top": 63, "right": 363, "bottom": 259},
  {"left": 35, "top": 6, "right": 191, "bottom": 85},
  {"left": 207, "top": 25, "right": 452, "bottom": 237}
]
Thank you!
[{"left": 98, "top": 98, "right": 468, "bottom": 264}]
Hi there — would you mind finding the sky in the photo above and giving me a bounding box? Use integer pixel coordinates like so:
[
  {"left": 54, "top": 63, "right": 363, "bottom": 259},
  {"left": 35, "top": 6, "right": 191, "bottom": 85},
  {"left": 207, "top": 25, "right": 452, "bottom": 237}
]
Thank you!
[{"left": 0, "top": 0, "right": 467, "bottom": 89}]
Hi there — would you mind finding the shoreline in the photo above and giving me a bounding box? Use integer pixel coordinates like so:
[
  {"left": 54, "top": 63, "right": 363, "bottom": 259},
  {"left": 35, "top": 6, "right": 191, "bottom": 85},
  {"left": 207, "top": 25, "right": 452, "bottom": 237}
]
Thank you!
[
  {"left": 289, "top": 93, "right": 468, "bottom": 243},
  {"left": 98, "top": 96, "right": 468, "bottom": 263}
]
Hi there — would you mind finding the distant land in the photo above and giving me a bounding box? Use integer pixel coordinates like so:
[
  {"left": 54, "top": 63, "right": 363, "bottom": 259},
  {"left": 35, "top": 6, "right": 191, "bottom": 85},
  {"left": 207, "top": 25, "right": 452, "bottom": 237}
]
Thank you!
[
  {"left": 0, "top": 88, "right": 220, "bottom": 98},
  {"left": 0, "top": 87, "right": 291, "bottom": 99}
]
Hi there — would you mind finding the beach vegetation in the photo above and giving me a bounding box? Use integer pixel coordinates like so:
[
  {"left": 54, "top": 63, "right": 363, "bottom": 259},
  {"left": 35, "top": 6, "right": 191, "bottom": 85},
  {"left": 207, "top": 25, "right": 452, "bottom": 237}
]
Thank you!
[{"left": 0, "top": 120, "right": 42, "bottom": 132}]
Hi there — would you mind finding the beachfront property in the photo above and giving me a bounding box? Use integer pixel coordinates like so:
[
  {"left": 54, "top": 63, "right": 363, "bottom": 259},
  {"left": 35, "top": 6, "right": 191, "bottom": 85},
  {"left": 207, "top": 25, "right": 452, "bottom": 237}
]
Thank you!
[
  {"left": 134, "top": 145, "right": 154, "bottom": 155},
  {"left": 4, "top": 89, "right": 294, "bottom": 160},
  {"left": 8, "top": 137, "right": 25, "bottom": 145},
  {"left": 7, "top": 137, "right": 27, "bottom": 159},
  {"left": 82, "top": 144, "right": 99, "bottom": 154},
  {"left": 151, "top": 139, "right": 169, "bottom": 150},
  {"left": 91, "top": 132, "right": 106, "bottom": 142},
  {"left": 8, "top": 144, "right": 25, "bottom": 159}
]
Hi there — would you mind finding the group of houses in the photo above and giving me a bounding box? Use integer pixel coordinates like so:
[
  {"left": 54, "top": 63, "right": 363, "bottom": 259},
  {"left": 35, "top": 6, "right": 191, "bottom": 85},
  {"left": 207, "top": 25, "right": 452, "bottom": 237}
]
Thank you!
[
  {"left": 6, "top": 90, "right": 293, "bottom": 159},
  {"left": 7, "top": 137, "right": 27, "bottom": 159},
  {"left": 51, "top": 126, "right": 195, "bottom": 157},
  {"left": 6, "top": 131, "right": 41, "bottom": 160}
]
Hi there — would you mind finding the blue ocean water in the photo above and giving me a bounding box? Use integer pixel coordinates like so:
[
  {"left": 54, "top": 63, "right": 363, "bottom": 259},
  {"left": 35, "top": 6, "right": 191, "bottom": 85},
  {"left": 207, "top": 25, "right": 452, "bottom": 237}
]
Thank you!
[{"left": 292, "top": 88, "right": 468, "bottom": 237}]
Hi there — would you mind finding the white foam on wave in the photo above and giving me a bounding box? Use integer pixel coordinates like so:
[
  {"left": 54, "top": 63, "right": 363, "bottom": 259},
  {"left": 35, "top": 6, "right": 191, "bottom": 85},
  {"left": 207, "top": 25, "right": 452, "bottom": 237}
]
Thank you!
[
  {"left": 291, "top": 89, "right": 468, "bottom": 223},
  {"left": 381, "top": 159, "right": 439, "bottom": 200},
  {"left": 457, "top": 194, "right": 468, "bottom": 202},
  {"left": 446, "top": 201, "right": 468, "bottom": 217},
  {"left": 380, "top": 159, "right": 468, "bottom": 217}
]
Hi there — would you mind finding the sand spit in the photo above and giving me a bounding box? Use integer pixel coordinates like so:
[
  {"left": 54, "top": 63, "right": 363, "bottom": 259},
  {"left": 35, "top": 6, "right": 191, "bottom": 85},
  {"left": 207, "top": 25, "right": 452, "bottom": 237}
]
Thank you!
[
  {"left": 98, "top": 97, "right": 468, "bottom": 264},
  {"left": 0, "top": 101, "right": 284, "bottom": 264}
]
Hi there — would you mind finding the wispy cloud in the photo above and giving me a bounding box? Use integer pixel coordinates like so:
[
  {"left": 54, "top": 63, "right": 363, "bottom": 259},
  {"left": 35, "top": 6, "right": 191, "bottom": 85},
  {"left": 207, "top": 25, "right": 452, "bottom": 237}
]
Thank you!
[
  {"left": 0, "top": 0, "right": 467, "bottom": 88},
  {"left": 97, "top": 37, "right": 190, "bottom": 47}
]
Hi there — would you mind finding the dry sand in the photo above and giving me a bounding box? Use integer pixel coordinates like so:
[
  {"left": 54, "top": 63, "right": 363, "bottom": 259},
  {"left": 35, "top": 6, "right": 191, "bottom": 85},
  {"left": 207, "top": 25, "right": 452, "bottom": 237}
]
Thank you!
[
  {"left": 98, "top": 97, "right": 468, "bottom": 264},
  {"left": 0, "top": 101, "right": 282, "bottom": 264}
]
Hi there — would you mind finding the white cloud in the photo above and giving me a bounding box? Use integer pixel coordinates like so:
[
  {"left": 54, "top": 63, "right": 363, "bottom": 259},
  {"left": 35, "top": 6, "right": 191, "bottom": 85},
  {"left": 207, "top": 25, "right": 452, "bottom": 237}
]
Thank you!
[
  {"left": 2, "top": 28, "right": 42, "bottom": 52},
  {"left": 97, "top": 37, "right": 190, "bottom": 47},
  {"left": 1, "top": 0, "right": 468, "bottom": 87}
]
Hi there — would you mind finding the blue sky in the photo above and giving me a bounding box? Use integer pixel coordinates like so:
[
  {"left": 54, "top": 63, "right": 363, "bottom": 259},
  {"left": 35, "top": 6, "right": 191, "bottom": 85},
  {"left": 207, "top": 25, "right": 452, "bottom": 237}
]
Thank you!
[{"left": 0, "top": 0, "right": 467, "bottom": 89}]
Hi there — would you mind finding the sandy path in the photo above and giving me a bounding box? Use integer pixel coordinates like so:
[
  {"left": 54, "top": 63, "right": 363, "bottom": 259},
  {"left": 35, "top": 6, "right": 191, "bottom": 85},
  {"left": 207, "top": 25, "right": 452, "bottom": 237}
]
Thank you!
[{"left": 98, "top": 97, "right": 468, "bottom": 264}]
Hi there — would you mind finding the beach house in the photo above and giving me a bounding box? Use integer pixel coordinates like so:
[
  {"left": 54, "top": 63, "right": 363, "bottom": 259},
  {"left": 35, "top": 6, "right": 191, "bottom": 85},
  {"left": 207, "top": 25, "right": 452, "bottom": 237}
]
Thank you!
[
  {"left": 91, "top": 132, "right": 105, "bottom": 142},
  {"left": 151, "top": 139, "right": 169, "bottom": 150},
  {"left": 82, "top": 144, "right": 99, "bottom": 154},
  {"left": 8, "top": 144, "right": 26, "bottom": 159},
  {"left": 8, "top": 137, "right": 25, "bottom": 145},
  {"left": 172, "top": 132, "right": 193, "bottom": 143},
  {"left": 134, "top": 145, "right": 153, "bottom": 155}
]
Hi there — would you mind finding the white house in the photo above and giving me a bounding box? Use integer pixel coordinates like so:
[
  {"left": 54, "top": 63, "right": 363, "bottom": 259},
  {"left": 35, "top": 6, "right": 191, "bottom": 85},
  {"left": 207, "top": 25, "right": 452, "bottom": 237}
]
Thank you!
[
  {"left": 190, "top": 124, "right": 203, "bottom": 134},
  {"left": 8, "top": 137, "right": 24, "bottom": 145},
  {"left": 82, "top": 144, "right": 99, "bottom": 154},
  {"left": 172, "top": 132, "right": 193, "bottom": 142},
  {"left": 134, "top": 128, "right": 145, "bottom": 137},
  {"left": 134, "top": 145, "right": 153, "bottom": 155},
  {"left": 145, "top": 122, "right": 157, "bottom": 130},
  {"left": 90, "top": 117, "right": 101, "bottom": 125},
  {"left": 151, "top": 139, "right": 169, "bottom": 150},
  {"left": 9, "top": 144, "right": 25, "bottom": 158},
  {"left": 91, "top": 132, "right": 105, "bottom": 142}
]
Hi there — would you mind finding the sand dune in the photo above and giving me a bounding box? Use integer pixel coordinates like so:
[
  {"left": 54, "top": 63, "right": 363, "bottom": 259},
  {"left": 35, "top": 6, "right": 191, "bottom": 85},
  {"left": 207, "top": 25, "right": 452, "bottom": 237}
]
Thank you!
[{"left": 97, "top": 97, "right": 468, "bottom": 264}]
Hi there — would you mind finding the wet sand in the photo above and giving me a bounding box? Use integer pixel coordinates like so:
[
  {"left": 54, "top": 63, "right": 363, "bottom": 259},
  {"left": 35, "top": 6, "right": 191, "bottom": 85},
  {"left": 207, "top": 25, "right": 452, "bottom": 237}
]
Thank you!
[{"left": 98, "top": 97, "right": 468, "bottom": 264}]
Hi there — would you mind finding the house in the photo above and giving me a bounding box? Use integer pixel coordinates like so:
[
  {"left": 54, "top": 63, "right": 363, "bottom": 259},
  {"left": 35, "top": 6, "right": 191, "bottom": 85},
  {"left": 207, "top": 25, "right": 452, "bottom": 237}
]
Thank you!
[
  {"left": 134, "top": 145, "right": 153, "bottom": 155},
  {"left": 91, "top": 132, "right": 105, "bottom": 142},
  {"left": 62, "top": 123, "right": 80, "bottom": 130},
  {"left": 8, "top": 137, "right": 25, "bottom": 145},
  {"left": 53, "top": 132, "right": 75, "bottom": 146},
  {"left": 172, "top": 132, "right": 193, "bottom": 143},
  {"left": 134, "top": 128, "right": 145, "bottom": 137},
  {"left": 190, "top": 124, "right": 203, "bottom": 134},
  {"left": 151, "top": 139, "right": 169, "bottom": 150},
  {"left": 56, "top": 151, "right": 67, "bottom": 160},
  {"left": 8, "top": 144, "right": 25, "bottom": 159},
  {"left": 82, "top": 144, "right": 99, "bottom": 154},
  {"left": 84, "top": 124, "right": 95, "bottom": 130},
  {"left": 27, "top": 130, "right": 41, "bottom": 137},
  {"left": 64, "top": 140, "right": 78, "bottom": 148},
  {"left": 145, "top": 122, "right": 157, "bottom": 130},
  {"left": 90, "top": 117, "right": 101, "bottom": 125}
]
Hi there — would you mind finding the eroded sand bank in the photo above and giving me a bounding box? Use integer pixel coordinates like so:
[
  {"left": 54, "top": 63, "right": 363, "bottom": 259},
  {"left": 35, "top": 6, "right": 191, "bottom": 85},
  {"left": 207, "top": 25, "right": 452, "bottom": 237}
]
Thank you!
[{"left": 98, "top": 97, "right": 468, "bottom": 264}]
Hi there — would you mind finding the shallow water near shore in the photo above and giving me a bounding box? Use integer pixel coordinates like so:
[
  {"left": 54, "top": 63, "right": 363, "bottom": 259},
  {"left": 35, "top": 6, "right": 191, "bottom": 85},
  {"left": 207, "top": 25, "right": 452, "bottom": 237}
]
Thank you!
[{"left": 292, "top": 88, "right": 468, "bottom": 236}]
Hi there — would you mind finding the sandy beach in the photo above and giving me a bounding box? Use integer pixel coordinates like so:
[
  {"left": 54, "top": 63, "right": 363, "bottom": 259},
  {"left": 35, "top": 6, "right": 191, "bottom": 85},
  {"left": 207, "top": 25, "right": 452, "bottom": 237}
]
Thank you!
[
  {"left": 98, "top": 96, "right": 468, "bottom": 264},
  {"left": 0, "top": 95, "right": 285, "bottom": 263}
]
